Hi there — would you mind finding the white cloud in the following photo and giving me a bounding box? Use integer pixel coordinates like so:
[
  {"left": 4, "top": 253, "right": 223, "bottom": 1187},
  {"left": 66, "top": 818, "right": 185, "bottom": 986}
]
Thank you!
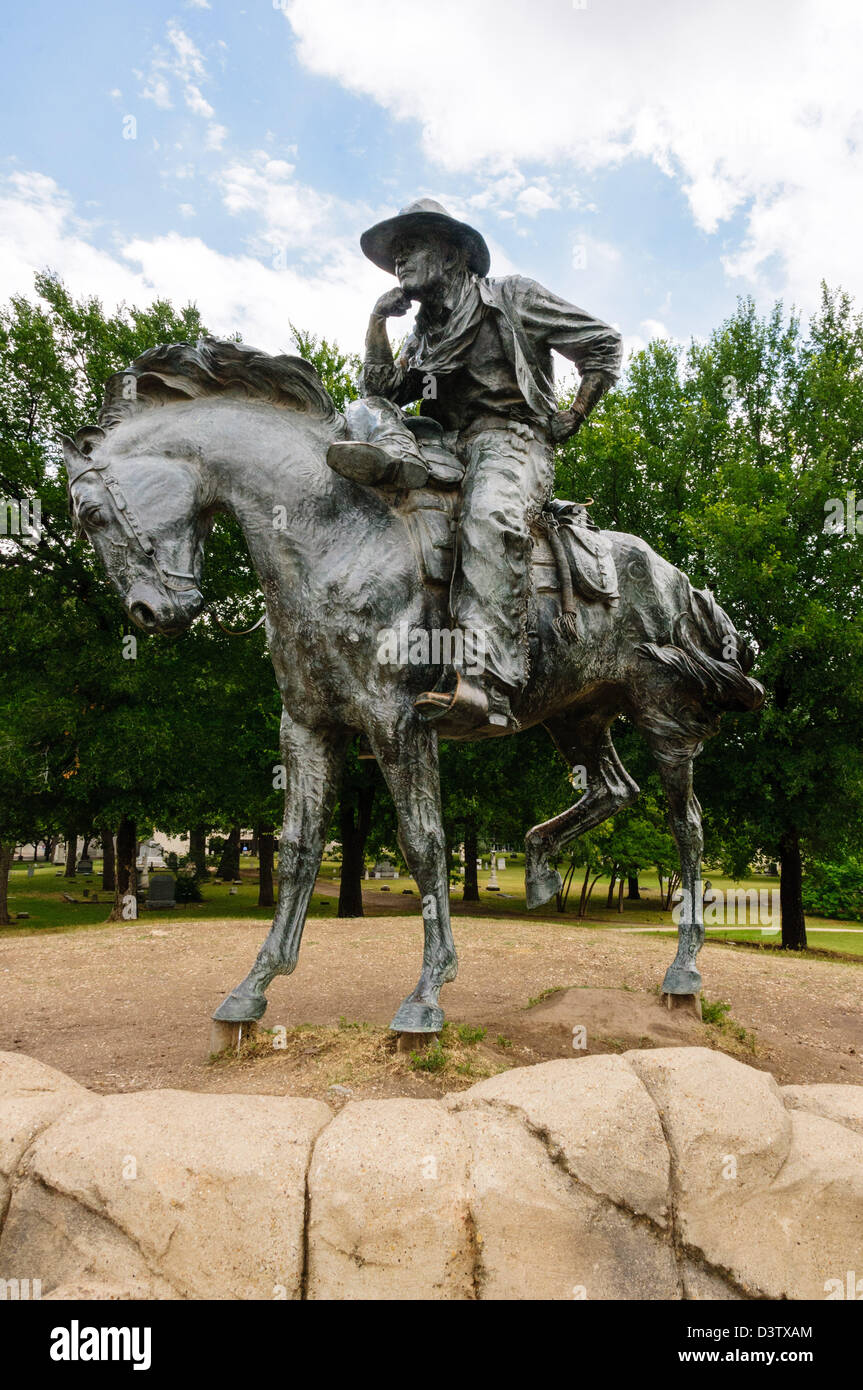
[
  {"left": 137, "top": 22, "right": 228, "bottom": 148},
  {"left": 205, "top": 123, "right": 228, "bottom": 150},
  {"left": 166, "top": 25, "right": 207, "bottom": 82},
  {"left": 282, "top": 0, "right": 863, "bottom": 312},
  {"left": 0, "top": 169, "right": 384, "bottom": 353},
  {"left": 184, "top": 83, "right": 214, "bottom": 119},
  {"left": 140, "top": 75, "right": 172, "bottom": 110},
  {"left": 178, "top": 203, "right": 196, "bottom": 218}
]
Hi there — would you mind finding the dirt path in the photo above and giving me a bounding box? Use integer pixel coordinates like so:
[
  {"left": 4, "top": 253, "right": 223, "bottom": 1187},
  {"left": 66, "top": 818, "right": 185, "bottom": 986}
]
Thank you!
[{"left": 1, "top": 910, "right": 860, "bottom": 1100}]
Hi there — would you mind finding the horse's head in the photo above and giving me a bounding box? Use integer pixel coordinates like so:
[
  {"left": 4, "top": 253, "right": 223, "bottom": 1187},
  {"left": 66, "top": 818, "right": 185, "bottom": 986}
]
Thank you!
[{"left": 62, "top": 424, "right": 208, "bottom": 635}]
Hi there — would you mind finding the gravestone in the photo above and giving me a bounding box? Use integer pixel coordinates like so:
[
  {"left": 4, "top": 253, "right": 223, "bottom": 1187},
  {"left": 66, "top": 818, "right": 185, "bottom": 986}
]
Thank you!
[
  {"left": 76, "top": 855, "right": 93, "bottom": 876},
  {"left": 146, "top": 873, "right": 176, "bottom": 910},
  {"left": 146, "top": 841, "right": 166, "bottom": 870}
]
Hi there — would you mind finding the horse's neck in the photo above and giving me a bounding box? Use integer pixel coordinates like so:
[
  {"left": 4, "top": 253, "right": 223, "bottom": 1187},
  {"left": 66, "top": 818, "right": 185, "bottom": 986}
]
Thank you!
[{"left": 192, "top": 400, "right": 401, "bottom": 598}]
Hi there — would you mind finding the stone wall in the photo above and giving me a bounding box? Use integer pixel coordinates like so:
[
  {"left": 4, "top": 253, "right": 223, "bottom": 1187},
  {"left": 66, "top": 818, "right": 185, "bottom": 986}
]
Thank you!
[{"left": 1, "top": 1047, "right": 861, "bottom": 1300}]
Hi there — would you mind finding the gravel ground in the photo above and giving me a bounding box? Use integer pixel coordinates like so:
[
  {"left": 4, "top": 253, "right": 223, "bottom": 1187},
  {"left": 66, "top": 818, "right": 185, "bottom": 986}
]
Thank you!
[{"left": 1, "top": 909, "right": 860, "bottom": 1099}]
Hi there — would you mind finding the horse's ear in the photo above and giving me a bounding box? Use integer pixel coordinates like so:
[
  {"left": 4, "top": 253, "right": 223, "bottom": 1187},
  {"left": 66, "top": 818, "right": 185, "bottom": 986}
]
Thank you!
[
  {"left": 75, "top": 425, "right": 106, "bottom": 455},
  {"left": 60, "top": 434, "right": 83, "bottom": 469},
  {"left": 61, "top": 434, "right": 95, "bottom": 485}
]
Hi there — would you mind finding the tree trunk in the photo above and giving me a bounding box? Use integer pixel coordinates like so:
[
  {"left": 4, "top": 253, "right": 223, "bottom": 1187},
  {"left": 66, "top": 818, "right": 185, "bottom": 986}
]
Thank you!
[
  {"left": 577, "top": 863, "right": 592, "bottom": 917},
  {"left": 189, "top": 825, "right": 208, "bottom": 880},
  {"left": 257, "top": 824, "right": 275, "bottom": 908},
  {"left": 337, "top": 771, "right": 375, "bottom": 918},
  {"left": 779, "top": 829, "right": 807, "bottom": 950},
  {"left": 618, "top": 874, "right": 625, "bottom": 912},
  {"left": 110, "top": 818, "right": 137, "bottom": 921},
  {"left": 101, "top": 831, "right": 116, "bottom": 892},
  {"left": 627, "top": 873, "right": 640, "bottom": 899},
  {"left": 0, "top": 842, "right": 12, "bottom": 925},
  {"left": 64, "top": 830, "right": 77, "bottom": 878},
  {"left": 217, "top": 825, "right": 241, "bottom": 881},
  {"left": 463, "top": 821, "right": 480, "bottom": 903},
  {"left": 606, "top": 869, "right": 617, "bottom": 908}
]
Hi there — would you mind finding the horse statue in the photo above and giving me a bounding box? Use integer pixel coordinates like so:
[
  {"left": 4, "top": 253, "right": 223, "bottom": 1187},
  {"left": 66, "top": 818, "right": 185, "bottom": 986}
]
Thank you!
[{"left": 62, "top": 338, "right": 765, "bottom": 1034}]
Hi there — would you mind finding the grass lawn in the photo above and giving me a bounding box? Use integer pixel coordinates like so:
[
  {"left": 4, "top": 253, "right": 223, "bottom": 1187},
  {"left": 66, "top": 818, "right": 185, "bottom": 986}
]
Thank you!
[{"left": 3, "top": 857, "right": 860, "bottom": 959}]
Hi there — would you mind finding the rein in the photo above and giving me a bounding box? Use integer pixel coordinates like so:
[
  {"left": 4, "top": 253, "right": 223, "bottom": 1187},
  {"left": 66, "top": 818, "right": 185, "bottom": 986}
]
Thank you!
[{"left": 66, "top": 445, "right": 201, "bottom": 618}]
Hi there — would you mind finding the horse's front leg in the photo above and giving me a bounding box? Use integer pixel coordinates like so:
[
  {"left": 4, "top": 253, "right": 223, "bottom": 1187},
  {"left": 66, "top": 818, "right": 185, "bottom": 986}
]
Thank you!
[
  {"left": 212, "top": 715, "right": 348, "bottom": 1023},
  {"left": 369, "top": 716, "right": 457, "bottom": 1033},
  {"left": 655, "top": 754, "right": 705, "bottom": 996}
]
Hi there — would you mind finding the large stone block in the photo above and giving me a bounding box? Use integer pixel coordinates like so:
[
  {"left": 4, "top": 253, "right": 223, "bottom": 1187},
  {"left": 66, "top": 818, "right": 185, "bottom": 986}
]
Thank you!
[
  {"left": 458, "top": 1106, "right": 677, "bottom": 1300},
  {"left": 0, "top": 1051, "right": 89, "bottom": 1228},
  {"left": 446, "top": 1054, "right": 671, "bottom": 1225},
  {"left": 782, "top": 1083, "right": 863, "bottom": 1136},
  {"left": 0, "top": 1089, "right": 330, "bottom": 1300},
  {"left": 307, "top": 1098, "right": 473, "bottom": 1299},
  {"left": 626, "top": 1047, "right": 863, "bottom": 1298}
]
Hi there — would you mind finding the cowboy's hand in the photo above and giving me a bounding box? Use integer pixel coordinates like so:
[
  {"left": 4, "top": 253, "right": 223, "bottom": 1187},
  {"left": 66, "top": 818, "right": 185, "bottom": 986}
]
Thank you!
[
  {"left": 550, "top": 407, "right": 584, "bottom": 444},
  {"left": 372, "top": 288, "right": 412, "bottom": 320}
]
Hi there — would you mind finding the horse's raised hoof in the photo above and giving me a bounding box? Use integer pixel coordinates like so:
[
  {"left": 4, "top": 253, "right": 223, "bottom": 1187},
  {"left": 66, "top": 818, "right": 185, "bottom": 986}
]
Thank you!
[
  {"left": 212, "top": 988, "right": 268, "bottom": 1023},
  {"left": 389, "top": 1000, "right": 444, "bottom": 1033},
  {"left": 525, "top": 864, "right": 563, "bottom": 910},
  {"left": 661, "top": 964, "right": 702, "bottom": 996}
]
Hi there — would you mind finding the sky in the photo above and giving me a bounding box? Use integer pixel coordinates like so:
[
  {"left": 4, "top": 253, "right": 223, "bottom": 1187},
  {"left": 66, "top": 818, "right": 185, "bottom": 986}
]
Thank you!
[{"left": 1, "top": 0, "right": 862, "bottom": 373}]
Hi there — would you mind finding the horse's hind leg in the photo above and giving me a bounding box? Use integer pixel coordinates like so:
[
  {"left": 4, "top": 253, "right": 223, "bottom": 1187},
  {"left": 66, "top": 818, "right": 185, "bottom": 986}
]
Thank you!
[
  {"left": 652, "top": 751, "right": 705, "bottom": 997},
  {"left": 213, "top": 715, "right": 348, "bottom": 1023},
  {"left": 369, "top": 716, "right": 457, "bottom": 1033},
  {"left": 525, "top": 714, "right": 640, "bottom": 909}
]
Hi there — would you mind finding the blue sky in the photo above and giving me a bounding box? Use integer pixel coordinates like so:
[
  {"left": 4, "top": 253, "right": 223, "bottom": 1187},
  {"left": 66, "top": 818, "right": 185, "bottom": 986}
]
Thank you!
[{"left": 2, "top": 0, "right": 860, "bottom": 371}]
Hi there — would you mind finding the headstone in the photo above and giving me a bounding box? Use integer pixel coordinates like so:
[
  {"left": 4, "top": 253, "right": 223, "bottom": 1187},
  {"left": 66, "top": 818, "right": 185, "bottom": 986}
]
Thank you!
[
  {"left": 373, "top": 860, "right": 396, "bottom": 879},
  {"left": 76, "top": 855, "right": 93, "bottom": 876},
  {"left": 146, "top": 873, "right": 176, "bottom": 910},
  {"left": 53, "top": 844, "right": 66, "bottom": 865},
  {"left": 497, "top": 857, "right": 506, "bottom": 870},
  {"left": 26, "top": 864, "right": 35, "bottom": 878},
  {"left": 146, "top": 841, "right": 166, "bottom": 870}
]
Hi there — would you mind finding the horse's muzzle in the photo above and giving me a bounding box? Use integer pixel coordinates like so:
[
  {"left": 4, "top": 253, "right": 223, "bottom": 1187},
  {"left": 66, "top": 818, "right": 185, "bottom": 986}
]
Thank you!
[{"left": 127, "top": 581, "right": 203, "bottom": 635}]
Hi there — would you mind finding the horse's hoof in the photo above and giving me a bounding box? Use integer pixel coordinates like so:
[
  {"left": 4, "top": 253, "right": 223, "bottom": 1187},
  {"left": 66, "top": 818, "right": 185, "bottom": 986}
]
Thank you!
[
  {"left": 525, "top": 866, "right": 562, "bottom": 910},
  {"left": 661, "top": 964, "right": 702, "bottom": 995},
  {"left": 390, "top": 1000, "right": 444, "bottom": 1033},
  {"left": 212, "top": 989, "right": 268, "bottom": 1023}
]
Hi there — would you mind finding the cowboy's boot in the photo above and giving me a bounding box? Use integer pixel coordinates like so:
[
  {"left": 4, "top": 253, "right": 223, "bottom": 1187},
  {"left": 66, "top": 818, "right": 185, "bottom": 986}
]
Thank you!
[
  {"left": 415, "top": 671, "right": 519, "bottom": 737},
  {"left": 327, "top": 441, "right": 429, "bottom": 489}
]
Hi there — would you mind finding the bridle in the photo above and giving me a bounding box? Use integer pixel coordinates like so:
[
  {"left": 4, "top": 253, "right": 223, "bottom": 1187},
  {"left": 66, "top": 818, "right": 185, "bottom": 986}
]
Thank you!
[
  {"left": 65, "top": 432, "right": 265, "bottom": 635},
  {"left": 65, "top": 435, "right": 202, "bottom": 616}
]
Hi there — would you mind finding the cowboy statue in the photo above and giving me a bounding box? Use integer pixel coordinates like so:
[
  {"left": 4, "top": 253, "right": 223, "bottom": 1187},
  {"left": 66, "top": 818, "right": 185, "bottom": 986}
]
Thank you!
[{"left": 327, "top": 198, "right": 623, "bottom": 737}]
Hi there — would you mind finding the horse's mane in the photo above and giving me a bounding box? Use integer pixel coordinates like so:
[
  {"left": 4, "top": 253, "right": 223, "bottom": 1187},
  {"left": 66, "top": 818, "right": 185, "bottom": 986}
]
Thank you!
[{"left": 99, "top": 337, "right": 339, "bottom": 430}]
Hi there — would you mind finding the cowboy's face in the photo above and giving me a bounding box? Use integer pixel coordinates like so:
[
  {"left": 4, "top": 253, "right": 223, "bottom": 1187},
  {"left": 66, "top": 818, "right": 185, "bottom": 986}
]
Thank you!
[{"left": 393, "top": 233, "right": 460, "bottom": 300}]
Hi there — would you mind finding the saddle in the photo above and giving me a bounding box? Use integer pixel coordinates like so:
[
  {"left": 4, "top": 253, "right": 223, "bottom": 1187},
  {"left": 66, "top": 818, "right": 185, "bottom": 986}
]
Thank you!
[{"left": 398, "top": 485, "right": 619, "bottom": 638}]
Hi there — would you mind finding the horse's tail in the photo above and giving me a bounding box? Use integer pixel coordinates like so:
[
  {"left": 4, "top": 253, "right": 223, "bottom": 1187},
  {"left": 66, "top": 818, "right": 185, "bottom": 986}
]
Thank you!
[{"left": 638, "top": 585, "right": 766, "bottom": 713}]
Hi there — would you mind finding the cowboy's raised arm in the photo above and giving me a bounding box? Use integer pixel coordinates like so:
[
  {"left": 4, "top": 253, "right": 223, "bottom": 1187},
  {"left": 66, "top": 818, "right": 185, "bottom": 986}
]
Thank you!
[{"left": 362, "top": 288, "right": 424, "bottom": 405}]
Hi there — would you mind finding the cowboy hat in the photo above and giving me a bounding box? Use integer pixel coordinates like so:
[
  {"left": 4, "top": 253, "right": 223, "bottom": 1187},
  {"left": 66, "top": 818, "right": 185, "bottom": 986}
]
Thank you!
[{"left": 360, "top": 198, "right": 491, "bottom": 278}]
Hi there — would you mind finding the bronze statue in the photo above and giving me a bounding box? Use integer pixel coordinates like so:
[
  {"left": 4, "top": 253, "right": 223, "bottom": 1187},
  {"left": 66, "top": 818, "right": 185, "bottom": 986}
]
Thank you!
[
  {"left": 61, "top": 205, "right": 764, "bottom": 1036},
  {"left": 329, "top": 199, "right": 622, "bottom": 736}
]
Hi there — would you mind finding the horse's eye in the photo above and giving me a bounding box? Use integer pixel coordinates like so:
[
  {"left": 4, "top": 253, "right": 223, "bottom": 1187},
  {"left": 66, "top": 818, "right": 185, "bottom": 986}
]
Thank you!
[{"left": 81, "top": 504, "right": 105, "bottom": 529}]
